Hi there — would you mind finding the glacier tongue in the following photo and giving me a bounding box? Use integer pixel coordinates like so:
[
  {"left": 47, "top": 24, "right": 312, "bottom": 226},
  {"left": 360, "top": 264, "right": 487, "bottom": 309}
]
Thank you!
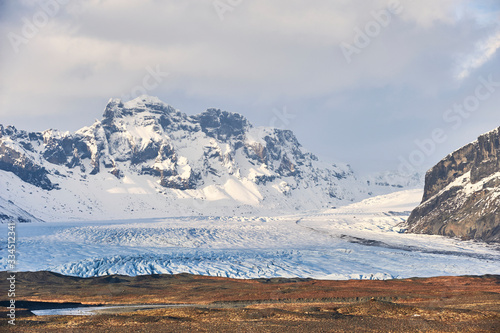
[{"left": 2, "top": 189, "right": 499, "bottom": 280}]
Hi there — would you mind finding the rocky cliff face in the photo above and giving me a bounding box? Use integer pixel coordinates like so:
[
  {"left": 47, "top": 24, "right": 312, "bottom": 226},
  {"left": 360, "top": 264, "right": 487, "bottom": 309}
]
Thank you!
[
  {"left": 406, "top": 127, "right": 500, "bottom": 242},
  {"left": 0, "top": 96, "right": 419, "bottom": 222}
]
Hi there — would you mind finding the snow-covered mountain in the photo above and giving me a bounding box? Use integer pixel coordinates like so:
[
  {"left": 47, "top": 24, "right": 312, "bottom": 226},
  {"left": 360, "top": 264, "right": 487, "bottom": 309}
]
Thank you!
[
  {"left": 406, "top": 126, "right": 500, "bottom": 242},
  {"left": 0, "top": 96, "right": 420, "bottom": 222}
]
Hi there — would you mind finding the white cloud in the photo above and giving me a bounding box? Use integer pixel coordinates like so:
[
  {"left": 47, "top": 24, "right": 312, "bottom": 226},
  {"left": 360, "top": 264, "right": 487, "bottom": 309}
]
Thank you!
[
  {"left": 0, "top": 0, "right": 471, "bottom": 107},
  {"left": 456, "top": 29, "right": 500, "bottom": 80},
  {"left": 397, "top": 0, "right": 461, "bottom": 28},
  {"left": 0, "top": 0, "right": 498, "bottom": 173}
]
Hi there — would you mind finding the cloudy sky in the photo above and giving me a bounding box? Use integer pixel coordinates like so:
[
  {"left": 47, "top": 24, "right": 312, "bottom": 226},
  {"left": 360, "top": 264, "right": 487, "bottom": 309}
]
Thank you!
[{"left": 1, "top": 0, "right": 499, "bottom": 174}]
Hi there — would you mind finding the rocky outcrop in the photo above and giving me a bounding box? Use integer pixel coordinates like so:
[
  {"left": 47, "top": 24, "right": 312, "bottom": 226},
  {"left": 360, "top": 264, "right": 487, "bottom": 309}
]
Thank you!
[
  {"left": 406, "top": 127, "right": 500, "bottom": 242},
  {"left": 194, "top": 108, "right": 250, "bottom": 142},
  {"left": 0, "top": 126, "right": 57, "bottom": 190}
]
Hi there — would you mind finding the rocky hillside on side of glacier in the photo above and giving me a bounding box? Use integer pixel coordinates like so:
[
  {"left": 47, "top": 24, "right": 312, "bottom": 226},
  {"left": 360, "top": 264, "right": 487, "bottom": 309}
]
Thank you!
[
  {"left": 406, "top": 126, "right": 500, "bottom": 243},
  {"left": 0, "top": 96, "right": 421, "bottom": 222}
]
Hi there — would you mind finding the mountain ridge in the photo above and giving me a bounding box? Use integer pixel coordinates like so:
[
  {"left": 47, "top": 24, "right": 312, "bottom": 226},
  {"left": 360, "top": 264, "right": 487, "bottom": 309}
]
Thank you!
[{"left": 0, "top": 96, "right": 421, "bottom": 222}]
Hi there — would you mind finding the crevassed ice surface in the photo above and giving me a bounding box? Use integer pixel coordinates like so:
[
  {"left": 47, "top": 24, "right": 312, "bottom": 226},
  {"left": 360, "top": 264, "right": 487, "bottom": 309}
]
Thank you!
[{"left": 1, "top": 189, "right": 499, "bottom": 280}]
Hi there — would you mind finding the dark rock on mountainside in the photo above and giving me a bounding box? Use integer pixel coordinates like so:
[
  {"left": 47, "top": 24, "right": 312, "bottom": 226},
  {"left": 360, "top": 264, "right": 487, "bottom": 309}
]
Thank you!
[
  {"left": 194, "top": 108, "right": 250, "bottom": 141},
  {"left": 0, "top": 126, "right": 57, "bottom": 190},
  {"left": 406, "top": 126, "right": 500, "bottom": 242}
]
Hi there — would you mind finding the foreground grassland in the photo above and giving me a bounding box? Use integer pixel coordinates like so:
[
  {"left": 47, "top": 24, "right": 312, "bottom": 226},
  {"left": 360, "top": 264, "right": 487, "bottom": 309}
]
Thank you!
[{"left": 1, "top": 272, "right": 499, "bottom": 332}]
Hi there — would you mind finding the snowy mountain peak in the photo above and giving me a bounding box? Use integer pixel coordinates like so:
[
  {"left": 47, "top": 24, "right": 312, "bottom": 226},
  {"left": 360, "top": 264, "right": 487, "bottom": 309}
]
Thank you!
[
  {"left": 124, "top": 95, "right": 167, "bottom": 108},
  {"left": 103, "top": 95, "right": 177, "bottom": 120},
  {"left": 0, "top": 97, "right": 420, "bottom": 222}
]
